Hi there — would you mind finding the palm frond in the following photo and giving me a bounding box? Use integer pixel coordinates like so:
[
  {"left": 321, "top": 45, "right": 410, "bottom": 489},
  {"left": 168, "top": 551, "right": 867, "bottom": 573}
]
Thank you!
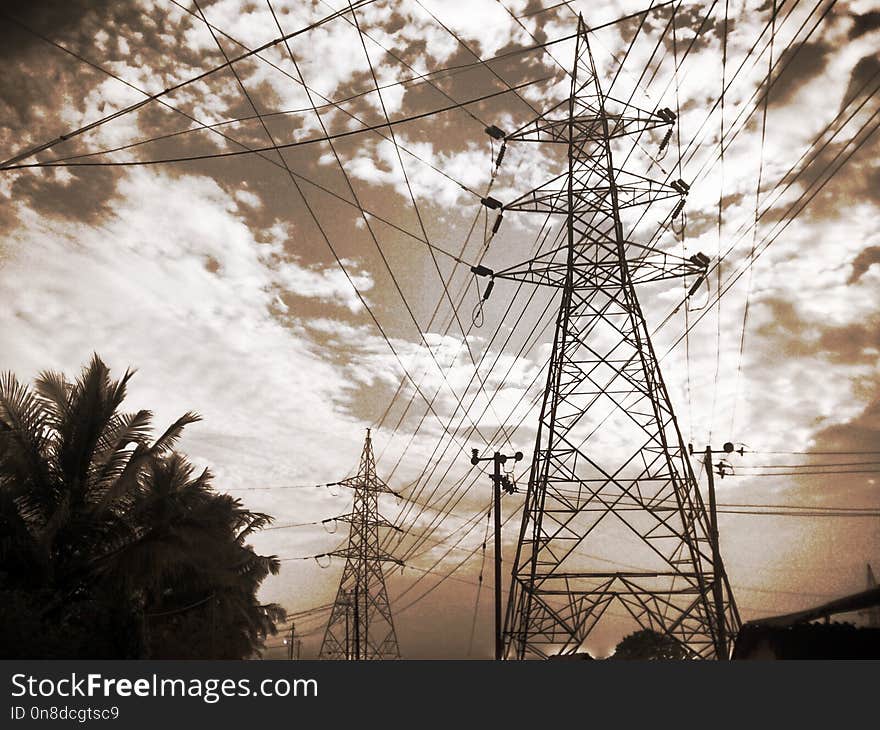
[
  {"left": 0, "top": 371, "right": 54, "bottom": 517},
  {"left": 34, "top": 369, "right": 70, "bottom": 429},
  {"left": 150, "top": 412, "right": 202, "bottom": 455}
]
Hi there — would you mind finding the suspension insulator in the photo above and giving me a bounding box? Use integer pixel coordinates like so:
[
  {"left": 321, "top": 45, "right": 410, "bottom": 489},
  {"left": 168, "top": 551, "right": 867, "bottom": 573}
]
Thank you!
[
  {"left": 491, "top": 213, "right": 503, "bottom": 234},
  {"left": 482, "top": 280, "right": 495, "bottom": 302},
  {"left": 471, "top": 264, "right": 494, "bottom": 277},
  {"left": 481, "top": 196, "right": 503, "bottom": 210},
  {"left": 659, "top": 128, "right": 673, "bottom": 153},
  {"left": 495, "top": 142, "right": 507, "bottom": 168},
  {"left": 672, "top": 198, "right": 686, "bottom": 218},
  {"left": 688, "top": 274, "right": 706, "bottom": 297}
]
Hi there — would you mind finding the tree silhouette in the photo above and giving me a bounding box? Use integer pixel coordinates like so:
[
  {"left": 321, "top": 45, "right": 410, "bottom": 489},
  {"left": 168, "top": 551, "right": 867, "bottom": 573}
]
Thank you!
[
  {"left": 0, "top": 355, "right": 283, "bottom": 658},
  {"left": 611, "top": 629, "right": 687, "bottom": 660}
]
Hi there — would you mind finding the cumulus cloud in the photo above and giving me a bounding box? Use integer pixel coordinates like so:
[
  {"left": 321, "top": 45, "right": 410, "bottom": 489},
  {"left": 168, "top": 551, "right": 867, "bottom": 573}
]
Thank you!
[{"left": 3, "top": 0, "right": 880, "bottom": 655}]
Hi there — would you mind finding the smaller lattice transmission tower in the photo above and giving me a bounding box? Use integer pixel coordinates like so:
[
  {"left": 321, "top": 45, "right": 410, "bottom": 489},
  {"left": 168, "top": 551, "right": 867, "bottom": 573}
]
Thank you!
[{"left": 319, "top": 429, "right": 403, "bottom": 659}]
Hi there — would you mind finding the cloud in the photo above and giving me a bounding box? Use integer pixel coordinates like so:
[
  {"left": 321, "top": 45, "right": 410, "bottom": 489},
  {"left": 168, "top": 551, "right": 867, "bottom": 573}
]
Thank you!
[
  {"left": 848, "top": 245, "right": 880, "bottom": 283},
  {"left": 0, "top": 167, "right": 380, "bottom": 493}
]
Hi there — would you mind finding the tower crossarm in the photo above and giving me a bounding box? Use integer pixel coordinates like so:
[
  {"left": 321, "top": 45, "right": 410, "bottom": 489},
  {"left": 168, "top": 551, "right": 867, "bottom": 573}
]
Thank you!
[
  {"left": 501, "top": 172, "right": 682, "bottom": 216},
  {"left": 326, "top": 513, "right": 403, "bottom": 532},
  {"left": 477, "top": 246, "right": 710, "bottom": 290},
  {"left": 337, "top": 474, "right": 399, "bottom": 497},
  {"left": 321, "top": 547, "right": 405, "bottom": 567},
  {"left": 504, "top": 93, "right": 674, "bottom": 145}
]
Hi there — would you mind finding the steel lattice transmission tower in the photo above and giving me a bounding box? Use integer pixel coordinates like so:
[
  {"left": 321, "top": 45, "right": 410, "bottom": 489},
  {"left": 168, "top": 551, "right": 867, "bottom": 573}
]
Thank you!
[
  {"left": 474, "top": 16, "right": 740, "bottom": 659},
  {"left": 319, "top": 430, "right": 403, "bottom": 659}
]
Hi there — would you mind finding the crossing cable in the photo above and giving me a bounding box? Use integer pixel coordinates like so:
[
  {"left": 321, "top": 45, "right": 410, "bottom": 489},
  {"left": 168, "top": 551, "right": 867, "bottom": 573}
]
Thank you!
[
  {"left": 192, "top": 4, "right": 487, "bottom": 453},
  {"left": 685, "top": 0, "right": 830, "bottom": 181},
  {"left": 632, "top": 0, "right": 823, "bottom": 253},
  {"left": 644, "top": 44, "right": 879, "bottom": 328},
  {"left": 671, "top": 3, "right": 693, "bottom": 442},
  {"left": 0, "top": 0, "right": 381, "bottom": 168},
  {"left": 1, "top": 80, "right": 547, "bottom": 170},
  {"left": 391, "top": 337, "right": 560, "bottom": 564},
  {"left": 615, "top": 0, "right": 833, "bottom": 323},
  {"left": 384, "top": 308, "right": 547, "bottom": 564},
  {"left": 382, "top": 306, "right": 553, "bottom": 563},
  {"left": 619, "top": 0, "right": 804, "bottom": 255},
  {"left": 731, "top": 0, "right": 777, "bottom": 436},
  {"left": 30, "top": 25, "right": 622, "bottom": 168},
  {"left": 0, "top": 15, "right": 450, "bottom": 254},
  {"left": 0, "top": 3, "right": 691, "bottom": 170},
  {"left": 680, "top": 71, "right": 880, "bottom": 319},
  {"left": 377, "top": 299, "right": 552, "bottom": 561},
  {"left": 368, "top": 185, "right": 541, "bottom": 547},
  {"left": 372, "top": 128, "right": 530, "bottom": 446},
  {"left": 575, "top": 73, "right": 880, "bottom": 453},
  {"left": 266, "top": 1, "right": 491, "bottom": 447},
  {"left": 659, "top": 104, "right": 880, "bottom": 360},
  {"left": 411, "top": 0, "right": 543, "bottom": 117},
  {"left": 171, "top": 0, "right": 490, "bottom": 198},
  {"left": 373, "top": 147, "right": 512, "bottom": 441},
  {"left": 378, "top": 218, "right": 558, "bottom": 502},
  {"left": 380, "top": 230, "right": 565, "bottom": 559},
  {"left": 346, "top": 0, "right": 512, "bottom": 445},
  {"left": 387, "top": 308, "right": 555, "bottom": 563},
  {"left": 371, "top": 207, "right": 557, "bottom": 482},
  {"left": 370, "top": 134, "right": 525, "bottom": 445},
  {"left": 709, "top": 0, "right": 731, "bottom": 443},
  {"left": 496, "top": 18, "right": 859, "bottom": 518},
  {"left": 493, "top": 0, "right": 572, "bottom": 82},
  {"left": 618, "top": 0, "right": 826, "bottom": 263},
  {"left": 394, "top": 503, "right": 524, "bottom": 615},
  {"left": 315, "top": 0, "right": 488, "bottom": 128},
  {"left": 466, "top": 507, "right": 493, "bottom": 657}
]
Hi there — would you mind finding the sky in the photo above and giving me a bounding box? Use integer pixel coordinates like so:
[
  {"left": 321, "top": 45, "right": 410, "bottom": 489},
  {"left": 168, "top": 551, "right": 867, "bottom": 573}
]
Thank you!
[{"left": 0, "top": 0, "right": 878, "bottom": 659}]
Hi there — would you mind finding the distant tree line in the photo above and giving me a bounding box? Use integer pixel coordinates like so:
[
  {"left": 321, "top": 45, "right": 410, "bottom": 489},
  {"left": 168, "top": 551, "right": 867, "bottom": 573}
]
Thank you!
[{"left": 0, "top": 355, "right": 283, "bottom": 659}]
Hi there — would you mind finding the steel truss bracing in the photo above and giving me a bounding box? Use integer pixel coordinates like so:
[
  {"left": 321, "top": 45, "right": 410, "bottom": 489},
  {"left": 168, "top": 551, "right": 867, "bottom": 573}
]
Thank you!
[
  {"left": 496, "top": 17, "right": 740, "bottom": 660},
  {"left": 319, "top": 430, "right": 402, "bottom": 659}
]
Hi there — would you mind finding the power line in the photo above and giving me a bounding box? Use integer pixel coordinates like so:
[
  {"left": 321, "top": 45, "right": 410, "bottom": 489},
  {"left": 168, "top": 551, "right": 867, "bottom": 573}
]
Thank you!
[
  {"left": 0, "top": 0, "right": 382, "bottom": 167},
  {"left": 1, "top": 79, "right": 548, "bottom": 171}
]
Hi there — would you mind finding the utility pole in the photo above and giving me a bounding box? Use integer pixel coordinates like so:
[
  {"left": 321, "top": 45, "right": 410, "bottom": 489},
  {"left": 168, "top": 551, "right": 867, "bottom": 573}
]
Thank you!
[
  {"left": 286, "top": 623, "right": 296, "bottom": 660},
  {"left": 474, "top": 14, "right": 741, "bottom": 659},
  {"left": 691, "top": 440, "right": 741, "bottom": 659},
  {"left": 353, "top": 583, "right": 361, "bottom": 660},
  {"left": 470, "top": 448, "right": 523, "bottom": 660},
  {"left": 319, "top": 430, "right": 404, "bottom": 659}
]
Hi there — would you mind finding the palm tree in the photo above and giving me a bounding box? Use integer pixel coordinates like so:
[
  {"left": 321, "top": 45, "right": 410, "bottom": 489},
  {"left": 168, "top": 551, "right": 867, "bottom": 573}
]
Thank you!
[
  {"left": 119, "top": 453, "right": 284, "bottom": 658},
  {"left": 0, "top": 354, "right": 282, "bottom": 659}
]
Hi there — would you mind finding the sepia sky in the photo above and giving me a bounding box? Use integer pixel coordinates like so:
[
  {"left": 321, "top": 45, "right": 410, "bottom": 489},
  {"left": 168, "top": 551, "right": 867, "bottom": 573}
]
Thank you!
[{"left": 1, "top": 0, "right": 878, "bottom": 658}]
